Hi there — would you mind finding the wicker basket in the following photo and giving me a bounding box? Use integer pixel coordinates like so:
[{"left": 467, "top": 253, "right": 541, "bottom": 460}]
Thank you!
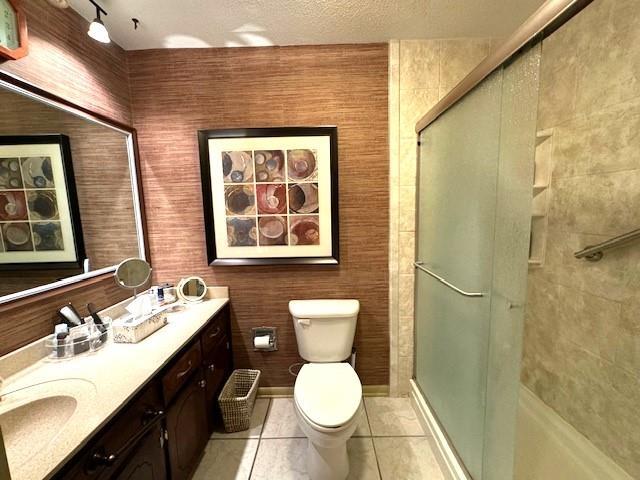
[{"left": 218, "top": 369, "right": 261, "bottom": 433}]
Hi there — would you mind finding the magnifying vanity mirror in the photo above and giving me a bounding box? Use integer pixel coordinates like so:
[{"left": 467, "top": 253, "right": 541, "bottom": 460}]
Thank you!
[
  {"left": 0, "top": 75, "right": 146, "bottom": 304},
  {"left": 115, "top": 258, "right": 151, "bottom": 297},
  {"left": 176, "top": 276, "right": 207, "bottom": 303}
]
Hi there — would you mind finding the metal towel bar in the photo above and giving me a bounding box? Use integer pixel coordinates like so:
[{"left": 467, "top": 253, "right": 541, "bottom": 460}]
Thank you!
[
  {"left": 574, "top": 228, "right": 640, "bottom": 261},
  {"left": 413, "top": 262, "right": 484, "bottom": 297}
]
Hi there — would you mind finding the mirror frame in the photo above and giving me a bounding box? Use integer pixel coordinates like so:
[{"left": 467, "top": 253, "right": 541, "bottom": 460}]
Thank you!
[{"left": 0, "top": 71, "right": 149, "bottom": 305}]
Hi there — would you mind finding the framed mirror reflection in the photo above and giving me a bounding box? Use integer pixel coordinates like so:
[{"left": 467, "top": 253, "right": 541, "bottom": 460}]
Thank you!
[{"left": 0, "top": 74, "right": 147, "bottom": 304}]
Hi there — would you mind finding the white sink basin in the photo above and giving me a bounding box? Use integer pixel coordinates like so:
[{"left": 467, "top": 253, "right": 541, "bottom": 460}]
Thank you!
[{"left": 0, "top": 379, "right": 96, "bottom": 471}]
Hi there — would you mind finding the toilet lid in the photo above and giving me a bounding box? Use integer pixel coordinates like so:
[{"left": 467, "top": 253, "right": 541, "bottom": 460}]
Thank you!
[{"left": 294, "top": 363, "right": 362, "bottom": 428}]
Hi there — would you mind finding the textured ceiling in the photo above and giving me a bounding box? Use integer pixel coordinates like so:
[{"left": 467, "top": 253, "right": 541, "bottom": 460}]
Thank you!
[{"left": 66, "top": 0, "right": 545, "bottom": 50}]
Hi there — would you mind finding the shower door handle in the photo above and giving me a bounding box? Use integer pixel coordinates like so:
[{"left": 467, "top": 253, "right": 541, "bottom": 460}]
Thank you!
[{"left": 414, "top": 262, "right": 484, "bottom": 298}]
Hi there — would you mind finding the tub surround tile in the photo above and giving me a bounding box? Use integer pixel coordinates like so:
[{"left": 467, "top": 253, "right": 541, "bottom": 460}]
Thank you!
[
  {"left": 524, "top": 14, "right": 640, "bottom": 465},
  {"left": 364, "top": 397, "right": 424, "bottom": 436},
  {"left": 537, "top": 62, "right": 578, "bottom": 129},
  {"left": 193, "top": 439, "right": 259, "bottom": 480},
  {"left": 261, "top": 398, "right": 305, "bottom": 438},
  {"left": 374, "top": 437, "right": 445, "bottom": 480},
  {"left": 212, "top": 399, "right": 270, "bottom": 439}
]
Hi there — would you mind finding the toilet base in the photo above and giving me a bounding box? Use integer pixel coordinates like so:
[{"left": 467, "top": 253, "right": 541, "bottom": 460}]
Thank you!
[{"left": 307, "top": 438, "right": 349, "bottom": 480}]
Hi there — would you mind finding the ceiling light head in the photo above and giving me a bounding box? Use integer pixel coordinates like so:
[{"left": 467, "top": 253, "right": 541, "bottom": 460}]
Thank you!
[{"left": 87, "top": 1, "right": 110, "bottom": 44}]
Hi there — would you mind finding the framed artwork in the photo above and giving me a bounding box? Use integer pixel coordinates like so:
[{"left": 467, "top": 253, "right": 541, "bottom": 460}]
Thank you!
[
  {"left": 0, "top": 135, "right": 85, "bottom": 269},
  {"left": 198, "top": 127, "right": 339, "bottom": 266}
]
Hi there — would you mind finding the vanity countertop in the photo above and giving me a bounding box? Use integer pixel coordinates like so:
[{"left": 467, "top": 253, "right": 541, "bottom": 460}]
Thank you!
[{"left": 0, "top": 294, "right": 229, "bottom": 480}]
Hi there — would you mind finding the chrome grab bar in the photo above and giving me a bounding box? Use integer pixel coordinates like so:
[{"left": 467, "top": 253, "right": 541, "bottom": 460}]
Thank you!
[
  {"left": 414, "top": 262, "right": 484, "bottom": 298},
  {"left": 574, "top": 227, "right": 640, "bottom": 261}
]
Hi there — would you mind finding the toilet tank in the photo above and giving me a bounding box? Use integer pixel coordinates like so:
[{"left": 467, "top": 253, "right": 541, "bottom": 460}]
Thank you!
[{"left": 289, "top": 299, "right": 360, "bottom": 362}]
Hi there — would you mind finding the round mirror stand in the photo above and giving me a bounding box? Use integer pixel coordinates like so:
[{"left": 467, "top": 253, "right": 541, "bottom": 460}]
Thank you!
[
  {"left": 176, "top": 276, "right": 208, "bottom": 303},
  {"left": 114, "top": 258, "right": 152, "bottom": 297}
]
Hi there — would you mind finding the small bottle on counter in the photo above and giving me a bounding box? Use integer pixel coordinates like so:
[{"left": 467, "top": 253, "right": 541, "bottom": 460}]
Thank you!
[{"left": 54, "top": 323, "right": 69, "bottom": 358}]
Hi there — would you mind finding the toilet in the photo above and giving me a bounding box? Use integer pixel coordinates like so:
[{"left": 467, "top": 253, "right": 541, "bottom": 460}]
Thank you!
[{"left": 289, "top": 299, "right": 362, "bottom": 480}]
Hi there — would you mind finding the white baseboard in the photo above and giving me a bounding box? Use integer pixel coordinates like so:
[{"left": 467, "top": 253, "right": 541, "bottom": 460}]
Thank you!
[{"left": 410, "top": 380, "right": 470, "bottom": 480}]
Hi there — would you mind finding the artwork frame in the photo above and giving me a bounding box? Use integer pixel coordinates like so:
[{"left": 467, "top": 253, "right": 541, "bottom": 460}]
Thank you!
[
  {"left": 0, "top": 134, "right": 85, "bottom": 270},
  {"left": 198, "top": 127, "right": 339, "bottom": 266}
]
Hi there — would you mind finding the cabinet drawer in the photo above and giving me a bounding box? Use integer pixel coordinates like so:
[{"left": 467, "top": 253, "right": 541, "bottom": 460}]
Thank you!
[
  {"left": 162, "top": 340, "right": 202, "bottom": 404},
  {"left": 201, "top": 311, "right": 227, "bottom": 356}
]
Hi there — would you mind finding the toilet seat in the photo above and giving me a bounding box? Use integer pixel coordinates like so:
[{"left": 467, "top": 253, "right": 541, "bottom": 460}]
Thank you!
[{"left": 294, "top": 363, "right": 362, "bottom": 428}]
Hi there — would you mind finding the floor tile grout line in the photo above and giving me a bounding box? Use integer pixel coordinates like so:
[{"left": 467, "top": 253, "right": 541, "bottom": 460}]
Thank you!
[
  {"left": 364, "top": 401, "right": 385, "bottom": 480},
  {"left": 249, "top": 398, "right": 272, "bottom": 479}
]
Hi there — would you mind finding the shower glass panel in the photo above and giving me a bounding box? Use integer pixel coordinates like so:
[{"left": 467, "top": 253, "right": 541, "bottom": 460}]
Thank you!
[{"left": 415, "top": 44, "right": 541, "bottom": 480}]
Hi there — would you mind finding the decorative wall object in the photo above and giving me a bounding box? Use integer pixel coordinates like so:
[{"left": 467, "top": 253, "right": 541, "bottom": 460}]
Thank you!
[
  {"left": 0, "top": 0, "right": 29, "bottom": 60},
  {"left": 0, "top": 134, "right": 84, "bottom": 269},
  {"left": 199, "top": 127, "right": 339, "bottom": 266}
]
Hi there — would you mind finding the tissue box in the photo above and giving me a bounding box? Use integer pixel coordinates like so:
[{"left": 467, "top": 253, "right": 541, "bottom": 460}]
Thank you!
[{"left": 113, "top": 308, "right": 168, "bottom": 344}]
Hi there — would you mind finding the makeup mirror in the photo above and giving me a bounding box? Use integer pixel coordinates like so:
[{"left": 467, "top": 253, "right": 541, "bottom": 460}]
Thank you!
[
  {"left": 115, "top": 257, "right": 151, "bottom": 296},
  {"left": 177, "top": 276, "right": 207, "bottom": 303}
]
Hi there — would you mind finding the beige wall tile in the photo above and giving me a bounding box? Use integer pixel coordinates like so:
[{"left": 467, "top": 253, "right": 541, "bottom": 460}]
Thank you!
[
  {"left": 439, "top": 38, "right": 491, "bottom": 97},
  {"left": 399, "top": 40, "right": 440, "bottom": 90},
  {"left": 399, "top": 88, "right": 439, "bottom": 138},
  {"left": 399, "top": 316, "right": 414, "bottom": 358},
  {"left": 548, "top": 170, "right": 640, "bottom": 237},
  {"left": 399, "top": 186, "right": 416, "bottom": 232},
  {"left": 398, "top": 231, "right": 416, "bottom": 274},
  {"left": 399, "top": 136, "right": 418, "bottom": 187},
  {"left": 399, "top": 274, "right": 415, "bottom": 318}
]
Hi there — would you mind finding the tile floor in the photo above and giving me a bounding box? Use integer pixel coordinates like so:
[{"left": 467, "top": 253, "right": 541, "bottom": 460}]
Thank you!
[{"left": 194, "top": 397, "right": 446, "bottom": 480}]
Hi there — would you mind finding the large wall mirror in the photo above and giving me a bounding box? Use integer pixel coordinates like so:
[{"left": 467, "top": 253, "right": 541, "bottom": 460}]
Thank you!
[{"left": 0, "top": 75, "right": 146, "bottom": 304}]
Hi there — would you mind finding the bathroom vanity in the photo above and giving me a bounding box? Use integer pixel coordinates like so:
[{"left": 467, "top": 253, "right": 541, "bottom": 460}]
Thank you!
[{"left": 0, "top": 295, "right": 232, "bottom": 480}]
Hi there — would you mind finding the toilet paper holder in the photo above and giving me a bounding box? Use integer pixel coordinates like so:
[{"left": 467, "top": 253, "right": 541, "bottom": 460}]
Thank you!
[{"left": 251, "top": 326, "right": 278, "bottom": 352}]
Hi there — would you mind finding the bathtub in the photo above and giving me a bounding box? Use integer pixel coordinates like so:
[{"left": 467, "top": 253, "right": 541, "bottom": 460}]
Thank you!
[
  {"left": 410, "top": 380, "right": 632, "bottom": 480},
  {"left": 515, "top": 386, "right": 632, "bottom": 480}
]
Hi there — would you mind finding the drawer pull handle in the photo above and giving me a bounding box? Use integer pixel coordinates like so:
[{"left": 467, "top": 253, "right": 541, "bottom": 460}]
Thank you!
[
  {"left": 199, "top": 379, "right": 206, "bottom": 388},
  {"left": 208, "top": 364, "right": 215, "bottom": 372},
  {"left": 209, "top": 326, "right": 221, "bottom": 338},
  {"left": 176, "top": 360, "right": 192, "bottom": 379},
  {"left": 89, "top": 409, "right": 165, "bottom": 470}
]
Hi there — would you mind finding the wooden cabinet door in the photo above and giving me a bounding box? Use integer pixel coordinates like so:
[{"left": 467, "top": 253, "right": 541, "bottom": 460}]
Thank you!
[
  {"left": 166, "top": 372, "right": 208, "bottom": 480},
  {"left": 113, "top": 423, "right": 167, "bottom": 480},
  {"left": 204, "top": 336, "right": 232, "bottom": 432}
]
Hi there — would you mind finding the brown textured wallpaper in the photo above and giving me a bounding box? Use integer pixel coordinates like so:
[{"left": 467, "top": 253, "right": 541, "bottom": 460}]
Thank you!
[
  {"left": 128, "top": 44, "right": 389, "bottom": 387},
  {"left": 0, "top": 0, "right": 133, "bottom": 355},
  {"left": 0, "top": 0, "right": 131, "bottom": 125}
]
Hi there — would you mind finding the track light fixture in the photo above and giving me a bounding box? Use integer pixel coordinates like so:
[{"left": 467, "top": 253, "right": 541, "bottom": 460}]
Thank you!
[{"left": 87, "top": 0, "right": 110, "bottom": 44}]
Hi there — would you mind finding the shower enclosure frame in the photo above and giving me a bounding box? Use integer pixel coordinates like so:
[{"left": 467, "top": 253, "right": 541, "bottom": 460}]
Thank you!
[
  {"left": 415, "top": 0, "right": 593, "bottom": 135},
  {"left": 411, "top": 0, "right": 594, "bottom": 479}
]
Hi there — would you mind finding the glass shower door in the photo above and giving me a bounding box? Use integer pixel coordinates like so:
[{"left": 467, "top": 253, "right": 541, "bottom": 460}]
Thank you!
[{"left": 414, "top": 45, "right": 540, "bottom": 480}]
